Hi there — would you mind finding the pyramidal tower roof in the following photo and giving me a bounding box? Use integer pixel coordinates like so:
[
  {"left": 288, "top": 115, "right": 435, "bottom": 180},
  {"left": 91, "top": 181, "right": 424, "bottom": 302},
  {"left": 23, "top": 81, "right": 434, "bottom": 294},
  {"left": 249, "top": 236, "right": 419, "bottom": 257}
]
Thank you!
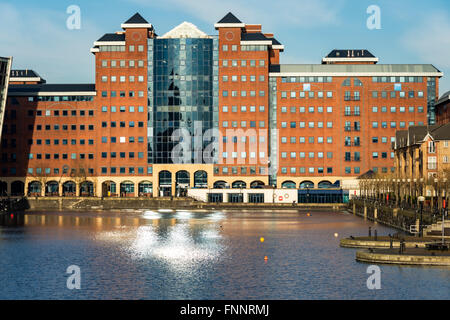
[
  {"left": 160, "top": 21, "right": 210, "bottom": 39},
  {"left": 214, "top": 12, "right": 245, "bottom": 29},
  {"left": 217, "top": 12, "right": 242, "bottom": 24},
  {"left": 121, "top": 13, "right": 153, "bottom": 29}
]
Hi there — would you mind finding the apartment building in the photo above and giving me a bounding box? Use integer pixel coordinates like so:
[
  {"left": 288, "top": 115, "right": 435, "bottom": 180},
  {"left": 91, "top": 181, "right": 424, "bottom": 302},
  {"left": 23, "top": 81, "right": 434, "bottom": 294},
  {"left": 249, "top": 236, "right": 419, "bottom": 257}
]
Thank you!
[{"left": 0, "top": 12, "right": 444, "bottom": 202}]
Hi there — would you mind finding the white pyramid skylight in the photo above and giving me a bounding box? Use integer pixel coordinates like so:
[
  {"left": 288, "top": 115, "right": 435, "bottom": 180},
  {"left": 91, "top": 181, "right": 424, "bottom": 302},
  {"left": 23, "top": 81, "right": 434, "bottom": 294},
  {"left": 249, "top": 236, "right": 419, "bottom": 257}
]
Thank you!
[{"left": 160, "top": 21, "right": 210, "bottom": 39}]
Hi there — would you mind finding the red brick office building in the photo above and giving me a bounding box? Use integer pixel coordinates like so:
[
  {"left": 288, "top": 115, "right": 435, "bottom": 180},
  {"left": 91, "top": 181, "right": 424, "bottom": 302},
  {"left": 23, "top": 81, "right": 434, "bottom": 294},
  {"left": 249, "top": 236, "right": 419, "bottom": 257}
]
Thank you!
[
  {"left": 435, "top": 91, "right": 450, "bottom": 125},
  {"left": 0, "top": 12, "right": 444, "bottom": 199}
]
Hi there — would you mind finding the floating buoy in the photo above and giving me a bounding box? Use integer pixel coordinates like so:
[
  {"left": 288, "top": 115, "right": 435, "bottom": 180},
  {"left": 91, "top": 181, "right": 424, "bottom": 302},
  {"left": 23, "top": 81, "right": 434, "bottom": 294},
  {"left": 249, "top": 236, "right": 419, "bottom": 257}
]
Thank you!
[
  {"left": 307, "top": 213, "right": 311, "bottom": 217},
  {"left": 260, "top": 237, "right": 265, "bottom": 243},
  {"left": 264, "top": 256, "right": 268, "bottom": 261}
]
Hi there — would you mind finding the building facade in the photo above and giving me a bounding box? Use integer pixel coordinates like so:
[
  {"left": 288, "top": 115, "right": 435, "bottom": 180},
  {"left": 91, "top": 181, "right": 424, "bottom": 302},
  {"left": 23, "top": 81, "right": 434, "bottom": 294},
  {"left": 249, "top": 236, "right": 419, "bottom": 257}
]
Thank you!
[
  {"left": 435, "top": 91, "right": 450, "bottom": 125},
  {"left": 393, "top": 123, "right": 450, "bottom": 206},
  {"left": 0, "top": 12, "right": 445, "bottom": 200},
  {"left": 0, "top": 56, "right": 12, "bottom": 143}
]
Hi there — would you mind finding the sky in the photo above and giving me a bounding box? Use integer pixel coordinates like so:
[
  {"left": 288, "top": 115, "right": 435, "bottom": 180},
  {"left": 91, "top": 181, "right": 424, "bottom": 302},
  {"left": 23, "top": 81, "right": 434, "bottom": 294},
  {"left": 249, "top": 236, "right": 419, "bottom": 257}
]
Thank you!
[{"left": 1, "top": 0, "right": 449, "bottom": 95}]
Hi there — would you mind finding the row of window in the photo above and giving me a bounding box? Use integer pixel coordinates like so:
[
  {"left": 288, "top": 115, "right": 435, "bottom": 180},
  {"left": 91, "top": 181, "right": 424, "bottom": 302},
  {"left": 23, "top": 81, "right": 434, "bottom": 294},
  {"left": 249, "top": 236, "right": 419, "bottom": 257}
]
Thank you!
[
  {"left": 222, "top": 45, "right": 267, "bottom": 52},
  {"left": 221, "top": 59, "right": 266, "bottom": 67},
  {"left": 27, "top": 168, "right": 94, "bottom": 175},
  {"left": 101, "top": 106, "right": 145, "bottom": 113},
  {"left": 101, "top": 136, "right": 145, "bottom": 143},
  {"left": 372, "top": 167, "right": 396, "bottom": 173},
  {"left": 28, "top": 153, "right": 94, "bottom": 160},
  {"left": 101, "top": 75, "right": 145, "bottom": 83},
  {"left": 281, "top": 136, "right": 333, "bottom": 144},
  {"left": 29, "top": 124, "right": 95, "bottom": 131},
  {"left": 280, "top": 167, "right": 336, "bottom": 174},
  {"left": 100, "top": 167, "right": 152, "bottom": 174},
  {"left": 221, "top": 151, "right": 266, "bottom": 159},
  {"left": 372, "top": 152, "right": 395, "bottom": 159},
  {"left": 222, "top": 105, "right": 265, "bottom": 113},
  {"left": 25, "top": 96, "right": 94, "bottom": 102},
  {"left": 222, "top": 75, "right": 265, "bottom": 82},
  {"left": 216, "top": 166, "right": 266, "bottom": 175},
  {"left": 280, "top": 121, "right": 334, "bottom": 129},
  {"left": 372, "top": 76, "right": 423, "bottom": 83},
  {"left": 101, "top": 152, "right": 145, "bottom": 159},
  {"left": 281, "top": 106, "right": 333, "bottom": 113},
  {"left": 101, "top": 121, "right": 145, "bottom": 128},
  {"left": 100, "top": 59, "right": 145, "bottom": 68},
  {"left": 29, "top": 139, "right": 94, "bottom": 146},
  {"left": 98, "top": 45, "right": 145, "bottom": 52},
  {"left": 371, "top": 137, "right": 396, "bottom": 143},
  {"left": 222, "top": 90, "right": 266, "bottom": 97},
  {"left": 280, "top": 152, "right": 333, "bottom": 159},
  {"left": 281, "top": 76, "right": 333, "bottom": 83},
  {"left": 101, "top": 91, "right": 145, "bottom": 98},
  {"left": 372, "top": 90, "right": 424, "bottom": 98},
  {"left": 222, "top": 136, "right": 266, "bottom": 143},
  {"left": 222, "top": 121, "right": 266, "bottom": 128},
  {"left": 372, "top": 121, "right": 424, "bottom": 128},
  {"left": 28, "top": 110, "right": 94, "bottom": 117},
  {"left": 281, "top": 90, "right": 333, "bottom": 99},
  {"left": 372, "top": 106, "right": 424, "bottom": 113},
  {"left": 27, "top": 166, "right": 154, "bottom": 175}
]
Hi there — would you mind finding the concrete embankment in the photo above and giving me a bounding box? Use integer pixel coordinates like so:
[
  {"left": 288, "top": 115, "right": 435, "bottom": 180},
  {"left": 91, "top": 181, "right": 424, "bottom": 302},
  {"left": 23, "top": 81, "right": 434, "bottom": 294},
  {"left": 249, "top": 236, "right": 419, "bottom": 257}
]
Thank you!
[
  {"left": 340, "top": 236, "right": 434, "bottom": 248},
  {"left": 22, "top": 197, "right": 346, "bottom": 211},
  {"left": 356, "top": 248, "right": 450, "bottom": 266},
  {"left": 348, "top": 200, "right": 426, "bottom": 234}
]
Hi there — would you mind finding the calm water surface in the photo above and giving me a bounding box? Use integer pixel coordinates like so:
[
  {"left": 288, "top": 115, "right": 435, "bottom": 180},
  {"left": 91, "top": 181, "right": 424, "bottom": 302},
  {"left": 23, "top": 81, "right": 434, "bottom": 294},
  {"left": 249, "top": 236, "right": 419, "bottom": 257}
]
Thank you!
[{"left": 0, "top": 209, "right": 449, "bottom": 300}]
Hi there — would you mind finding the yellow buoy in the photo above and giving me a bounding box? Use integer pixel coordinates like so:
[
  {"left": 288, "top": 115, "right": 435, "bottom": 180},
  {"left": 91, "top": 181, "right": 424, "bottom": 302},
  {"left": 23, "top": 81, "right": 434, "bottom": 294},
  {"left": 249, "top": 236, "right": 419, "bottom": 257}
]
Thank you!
[
  {"left": 260, "top": 237, "right": 265, "bottom": 243},
  {"left": 307, "top": 213, "right": 311, "bottom": 217}
]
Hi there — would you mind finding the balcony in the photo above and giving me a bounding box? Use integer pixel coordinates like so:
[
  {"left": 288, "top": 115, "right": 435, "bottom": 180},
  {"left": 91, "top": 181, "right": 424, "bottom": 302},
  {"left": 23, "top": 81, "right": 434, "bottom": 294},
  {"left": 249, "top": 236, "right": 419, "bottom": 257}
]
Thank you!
[
  {"left": 344, "top": 111, "right": 360, "bottom": 116},
  {"left": 344, "top": 96, "right": 361, "bottom": 101}
]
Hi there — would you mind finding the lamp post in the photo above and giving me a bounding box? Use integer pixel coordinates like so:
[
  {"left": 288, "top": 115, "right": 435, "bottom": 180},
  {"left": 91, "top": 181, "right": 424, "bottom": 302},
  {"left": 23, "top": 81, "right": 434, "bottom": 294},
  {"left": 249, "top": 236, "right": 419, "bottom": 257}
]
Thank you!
[
  {"left": 442, "top": 197, "right": 446, "bottom": 245},
  {"left": 418, "top": 196, "right": 425, "bottom": 237},
  {"left": 434, "top": 178, "right": 439, "bottom": 212},
  {"left": 442, "top": 177, "right": 447, "bottom": 245},
  {"left": 306, "top": 187, "right": 310, "bottom": 204}
]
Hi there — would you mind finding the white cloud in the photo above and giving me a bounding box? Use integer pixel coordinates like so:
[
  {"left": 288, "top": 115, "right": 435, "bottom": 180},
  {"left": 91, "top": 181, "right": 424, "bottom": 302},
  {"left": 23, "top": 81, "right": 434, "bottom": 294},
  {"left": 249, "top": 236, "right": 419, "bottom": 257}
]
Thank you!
[
  {"left": 402, "top": 12, "right": 450, "bottom": 69},
  {"left": 0, "top": 2, "right": 101, "bottom": 83},
  {"left": 126, "top": 0, "right": 342, "bottom": 29}
]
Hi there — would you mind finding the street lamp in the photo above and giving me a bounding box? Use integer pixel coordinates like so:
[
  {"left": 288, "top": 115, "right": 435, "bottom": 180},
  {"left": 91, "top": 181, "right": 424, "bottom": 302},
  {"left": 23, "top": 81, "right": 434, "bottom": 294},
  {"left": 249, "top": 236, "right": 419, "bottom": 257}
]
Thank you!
[
  {"left": 418, "top": 196, "right": 425, "bottom": 237},
  {"left": 434, "top": 178, "right": 439, "bottom": 211},
  {"left": 442, "top": 197, "right": 447, "bottom": 245}
]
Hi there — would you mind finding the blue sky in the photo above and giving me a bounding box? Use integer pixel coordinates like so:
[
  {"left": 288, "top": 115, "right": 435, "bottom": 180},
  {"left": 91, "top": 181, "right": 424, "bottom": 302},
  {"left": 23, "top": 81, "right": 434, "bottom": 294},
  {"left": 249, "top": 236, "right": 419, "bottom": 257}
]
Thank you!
[{"left": 1, "top": 0, "right": 449, "bottom": 95}]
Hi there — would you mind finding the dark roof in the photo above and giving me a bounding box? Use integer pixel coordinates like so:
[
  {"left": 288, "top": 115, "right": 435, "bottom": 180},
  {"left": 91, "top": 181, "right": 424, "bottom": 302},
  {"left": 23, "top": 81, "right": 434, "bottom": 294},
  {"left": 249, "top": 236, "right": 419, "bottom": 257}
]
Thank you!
[
  {"left": 436, "top": 90, "right": 450, "bottom": 105},
  {"left": 8, "top": 84, "right": 95, "bottom": 94},
  {"left": 326, "top": 49, "right": 375, "bottom": 58},
  {"left": 217, "top": 12, "right": 242, "bottom": 24},
  {"left": 395, "top": 130, "right": 409, "bottom": 149},
  {"left": 408, "top": 126, "right": 430, "bottom": 145},
  {"left": 395, "top": 123, "right": 450, "bottom": 149},
  {"left": 96, "top": 33, "right": 125, "bottom": 42},
  {"left": 124, "top": 13, "right": 149, "bottom": 24},
  {"left": 358, "top": 170, "right": 376, "bottom": 179},
  {"left": 271, "top": 38, "right": 282, "bottom": 45},
  {"left": 241, "top": 32, "right": 271, "bottom": 41},
  {"left": 430, "top": 123, "right": 450, "bottom": 140},
  {"left": 10, "top": 69, "right": 41, "bottom": 78}
]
